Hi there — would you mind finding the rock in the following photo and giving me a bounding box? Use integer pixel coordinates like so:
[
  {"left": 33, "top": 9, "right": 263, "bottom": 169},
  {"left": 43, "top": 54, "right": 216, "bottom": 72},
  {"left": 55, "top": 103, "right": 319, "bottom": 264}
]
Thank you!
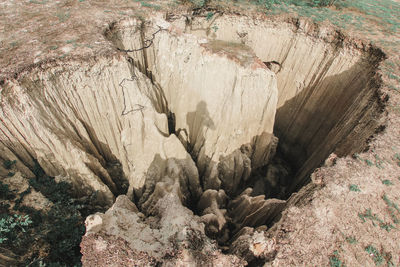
[
  {"left": 81, "top": 194, "right": 244, "bottom": 266},
  {"left": 2, "top": 172, "right": 52, "bottom": 211},
  {"left": 230, "top": 228, "right": 277, "bottom": 263},
  {"left": 229, "top": 188, "right": 286, "bottom": 231},
  {"left": 197, "top": 189, "right": 229, "bottom": 243}
]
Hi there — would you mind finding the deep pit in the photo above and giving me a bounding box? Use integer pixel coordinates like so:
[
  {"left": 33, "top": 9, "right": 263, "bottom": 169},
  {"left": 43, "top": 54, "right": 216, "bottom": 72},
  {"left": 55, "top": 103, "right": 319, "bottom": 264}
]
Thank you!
[{"left": 0, "top": 14, "right": 385, "bottom": 266}]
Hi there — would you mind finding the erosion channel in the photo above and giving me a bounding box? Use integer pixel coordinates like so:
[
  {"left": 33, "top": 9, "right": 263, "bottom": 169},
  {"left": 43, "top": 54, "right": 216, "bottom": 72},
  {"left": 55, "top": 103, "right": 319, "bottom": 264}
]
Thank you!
[{"left": 0, "top": 15, "right": 386, "bottom": 266}]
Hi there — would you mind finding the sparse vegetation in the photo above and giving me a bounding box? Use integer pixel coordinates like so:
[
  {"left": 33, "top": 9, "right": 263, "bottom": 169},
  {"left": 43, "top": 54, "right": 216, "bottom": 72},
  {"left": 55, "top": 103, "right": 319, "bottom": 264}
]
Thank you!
[
  {"left": 394, "top": 153, "right": 400, "bottom": 166},
  {"left": 55, "top": 11, "right": 70, "bottom": 23},
  {"left": 0, "top": 214, "right": 32, "bottom": 244},
  {"left": 382, "top": 179, "right": 393, "bottom": 186},
  {"left": 0, "top": 181, "right": 15, "bottom": 200},
  {"left": 349, "top": 184, "right": 361, "bottom": 192},
  {"left": 358, "top": 208, "right": 396, "bottom": 232},
  {"left": 382, "top": 194, "right": 400, "bottom": 224},
  {"left": 0, "top": 160, "right": 94, "bottom": 266},
  {"left": 241, "top": 0, "right": 400, "bottom": 34},
  {"left": 3, "top": 159, "right": 16, "bottom": 170},
  {"left": 365, "top": 245, "right": 384, "bottom": 266},
  {"left": 354, "top": 153, "right": 386, "bottom": 168},
  {"left": 345, "top": 236, "right": 357, "bottom": 244},
  {"left": 364, "top": 245, "right": 394, "bottom": 266},
  {"left": 329, "top": 250, "right": 346, "bottom": 267}
]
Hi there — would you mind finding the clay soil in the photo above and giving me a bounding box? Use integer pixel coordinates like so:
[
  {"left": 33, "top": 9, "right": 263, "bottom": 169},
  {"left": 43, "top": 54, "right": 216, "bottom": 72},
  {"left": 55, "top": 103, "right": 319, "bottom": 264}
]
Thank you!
[{"left": 1, "top": 0, "right": 400, "bottom": 266}]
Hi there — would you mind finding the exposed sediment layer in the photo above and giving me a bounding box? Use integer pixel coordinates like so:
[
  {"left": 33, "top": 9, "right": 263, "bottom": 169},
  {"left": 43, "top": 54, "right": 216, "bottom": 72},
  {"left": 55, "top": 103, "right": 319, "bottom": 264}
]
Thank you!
[
  {"left": 109, "top": 18, "right": 279, "bottom": 194},
  {"left": 0, "top": 14, "right": 386, "bottom": 266},
  {"left": 183, "top": 15, "right": 385, "bottom": 191}
]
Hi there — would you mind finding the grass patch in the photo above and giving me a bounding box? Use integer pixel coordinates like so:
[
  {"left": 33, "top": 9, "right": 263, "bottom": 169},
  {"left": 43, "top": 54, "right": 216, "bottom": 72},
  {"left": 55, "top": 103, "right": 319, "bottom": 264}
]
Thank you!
[
  {"left": 365, "top": 245, "right": 394, "bottom": 266},
  {"left": 206, "top": 12, "right": 214, "bottom": 20},
  {"left": 383, "top": 194, "right": 400, "bottom": 224},
  {"left": 358, "top": 208, "right": 396, "bottom": 232},
  {"left": 382, "top": 179, "right": 393, "bottom": 186},
  {"left": 365, "top": 245, "right": 384, "bottom": 266},
  {"left": 55, "top": 11, "right": 70, "bottom": 23},
  {"left": 349, "top": 184, "right": 361, "bottom": 192},
  {"left": 29, "top": 0, "right": 48, "bottom": 4},
  {"left": 242, "top": 0, "right": 400, "bottom": 34},
  {"left": 329, "top": 250, "right": 346, "bottom": 267},
  {"left": 346, "top": 236, "right": 357, "bottom": 244},
  {"left": 140, "top": 1, "right": 162, "bottom": 10},
  {"left": 354, "top": 153, "right": 385, "bottom": 168},
  {"left": 0, "top": 214, "right": 32, "bottom": 244}
]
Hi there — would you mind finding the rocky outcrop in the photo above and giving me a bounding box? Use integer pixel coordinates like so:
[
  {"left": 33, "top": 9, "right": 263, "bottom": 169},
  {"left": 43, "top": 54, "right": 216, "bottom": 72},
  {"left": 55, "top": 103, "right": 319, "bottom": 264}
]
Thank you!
[
  {"left": 197, "top": 189, "right": 229, "bottom": 243},
  {"left": 229, "top": 227, "right": 277, "bottom": 263},
  {"left": 82, "top": 194, "right": 244, "bottom": 266},
  {"left": 228, "top": 188, "right": 286, "bottom": 232}
]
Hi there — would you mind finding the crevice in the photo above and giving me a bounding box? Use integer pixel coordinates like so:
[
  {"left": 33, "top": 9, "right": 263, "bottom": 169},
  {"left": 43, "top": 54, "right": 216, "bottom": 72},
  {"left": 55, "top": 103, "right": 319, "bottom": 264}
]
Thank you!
[{"left": 0, "top": 15, "right": 389, "bottom": 266}]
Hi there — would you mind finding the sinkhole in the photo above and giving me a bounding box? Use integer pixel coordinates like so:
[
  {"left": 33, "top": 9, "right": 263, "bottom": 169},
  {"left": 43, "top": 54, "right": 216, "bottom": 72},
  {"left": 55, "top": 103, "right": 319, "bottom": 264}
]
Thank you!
[{"left": 0, "top": 14, "right": 386, "bottom": 265}]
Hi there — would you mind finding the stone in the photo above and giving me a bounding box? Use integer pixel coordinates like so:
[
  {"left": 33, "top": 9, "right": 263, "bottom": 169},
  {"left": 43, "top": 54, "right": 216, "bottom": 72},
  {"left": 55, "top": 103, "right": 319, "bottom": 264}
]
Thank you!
[{"left": 82, "top": 193, "right": 244, "bottom": 266}]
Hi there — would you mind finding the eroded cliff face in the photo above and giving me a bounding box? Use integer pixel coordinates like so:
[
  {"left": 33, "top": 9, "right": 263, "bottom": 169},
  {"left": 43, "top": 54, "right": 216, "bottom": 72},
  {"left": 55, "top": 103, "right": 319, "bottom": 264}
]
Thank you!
[
  {"left": 182, "top": 15, "right": 385, "bottom": 191},
  {"left": 0, "top": 14, "right": 385, "bottom": 266},
  {"left": 108, "top": 18, "right": 279, "bottom": 195}
]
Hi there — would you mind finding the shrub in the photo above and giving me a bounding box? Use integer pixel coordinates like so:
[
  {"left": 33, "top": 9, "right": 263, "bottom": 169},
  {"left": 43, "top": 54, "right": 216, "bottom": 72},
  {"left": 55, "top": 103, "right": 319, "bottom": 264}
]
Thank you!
[
  {"left": 0, "top": 214, "right": 32, "bottom": 243},
  {"left": 3, "top": 160, "right": 16, "bottom": 170},
  {"left": 0, "top": 181, "right": 15, "bottom": 200}
]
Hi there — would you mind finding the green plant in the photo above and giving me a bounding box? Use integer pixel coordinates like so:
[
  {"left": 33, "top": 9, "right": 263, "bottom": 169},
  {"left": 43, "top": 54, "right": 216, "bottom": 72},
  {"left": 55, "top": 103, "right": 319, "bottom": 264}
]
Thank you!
[
  {"left": 365, "top": 159, "right": 373, "bottom": 166},
  {"left": 374, "top": 154, "right": 384, "bottom": 169},
  {"left": 25, "top": 161, "right": 88, "bottom": 265},
  {"left": 206, "top": 12, "right": 214, "bottom": 20},
  {"left": 382, "top": 179, "right": 393, "bottom": 186},
  {"left": 29, "top": 0, "right": 48, "bottom": 3},
  {"left": 140, "top": 2, "right": 162, "bottom": 10},
  {"left": 13, "top": 187, "right": 31, "bottom": 211},
  {"left": 188, "top": 0, "right": 207, "bottom": 8},
  {"left": 358, "top": 208, "right": 396, "bottom": 232},
  {"left": 394, "top": 153, "right": 400, "bottom": 166},
  {"left": 3, "top": 159, "right": 16, "bottom": 170},
  {"left": 365, "top": 245, "right": 395, "bottom": 266},
  {"left": 382, "top": 194, "right": 400, "bottom": 224},
  {"left": 365, "top": 245, "right": 384, "bottom": 266},
  {"left": 329, "top": 250, "right": 346, "bottom": 267},
  {"left": 0, "top": 214, "right": 32, "bottom": 243},
  {"left": 55, "top": 11, "right": 70, "bottom": 23},
  {"left": 345, "top": 236, "right": 357, "bottom": 244},
  {"left": 349, "top": 184, "right": 361, "bottom": 192},
  {"left": 0, "top": 181, "right": 15, "bottom": 200}
]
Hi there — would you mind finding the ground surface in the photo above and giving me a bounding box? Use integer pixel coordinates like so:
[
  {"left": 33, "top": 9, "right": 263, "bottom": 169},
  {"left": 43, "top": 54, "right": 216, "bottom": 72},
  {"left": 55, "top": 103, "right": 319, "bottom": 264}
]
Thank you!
[{"left": 1, "top": 0, "right": 400, "bottom": 266}]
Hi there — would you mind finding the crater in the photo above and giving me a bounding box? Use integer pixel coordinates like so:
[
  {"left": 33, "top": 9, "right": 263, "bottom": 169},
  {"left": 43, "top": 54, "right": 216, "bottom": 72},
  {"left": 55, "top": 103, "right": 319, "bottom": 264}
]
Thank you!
[{"left": 0, "top": 14, "right": 386, "bottom": 265}]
